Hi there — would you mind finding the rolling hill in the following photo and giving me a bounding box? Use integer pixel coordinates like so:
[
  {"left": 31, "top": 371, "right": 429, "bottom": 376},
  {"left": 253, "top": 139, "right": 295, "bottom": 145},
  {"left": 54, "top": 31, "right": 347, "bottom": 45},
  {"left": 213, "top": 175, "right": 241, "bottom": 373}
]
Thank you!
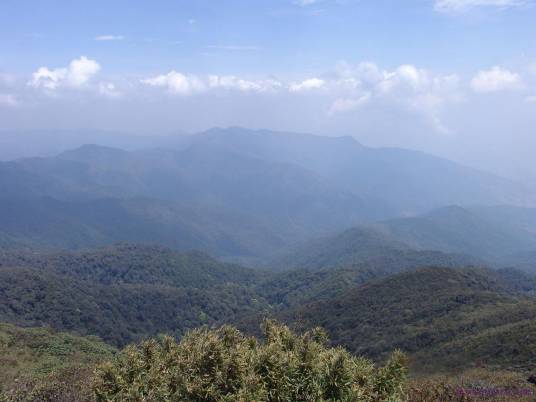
[
  {"left": 2, "top": 242, "right": 536, "bottom": 391},
  {"left": 0, "top": 245, "right": 267, "bottom": 346},
  {"left": 258, "top": 249, "right": 484, "bottom": 307},
  {"left": 371, "top": 206, "right": 536, "bottom": 260},
  {"left": 0, "top": 242, "right": 518, "bottom": 349},
  {"left": 276, "top": 205, "right": 536, "bottom": 270},
  {"left": 270, "top": 267, "right": 536, "bottom": 373}
]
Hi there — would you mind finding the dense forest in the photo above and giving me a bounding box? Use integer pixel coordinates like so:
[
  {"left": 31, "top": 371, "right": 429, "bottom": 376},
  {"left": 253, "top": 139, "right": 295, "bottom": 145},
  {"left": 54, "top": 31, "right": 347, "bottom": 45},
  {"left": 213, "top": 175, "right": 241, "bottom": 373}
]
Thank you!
[
  {"left": 2, "top": 242, "right": 536, "bottom": 400},
  {"left": 272, "top": 267, "right": 536, "bottom": 371},
  {"left": 0, "top": 245, "right": 266, "bottom": 346},
  {"left": 5, "top": 243, "right": 534, "bottom": 349}
]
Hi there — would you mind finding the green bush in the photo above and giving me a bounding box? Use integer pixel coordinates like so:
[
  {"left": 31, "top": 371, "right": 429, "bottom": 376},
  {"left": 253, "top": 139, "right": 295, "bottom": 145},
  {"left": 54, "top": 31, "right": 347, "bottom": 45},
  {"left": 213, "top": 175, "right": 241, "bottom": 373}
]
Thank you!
[{"left": 93, "top": 320, "right": 407, "bottom": 401}]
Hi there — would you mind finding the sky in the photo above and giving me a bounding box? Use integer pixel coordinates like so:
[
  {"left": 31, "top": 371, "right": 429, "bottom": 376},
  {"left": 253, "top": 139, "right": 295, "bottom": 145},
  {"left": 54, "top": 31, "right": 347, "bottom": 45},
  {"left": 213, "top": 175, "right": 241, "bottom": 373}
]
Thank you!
[{"left": 1, "top": 0, "right": 536, "bottom": 182}]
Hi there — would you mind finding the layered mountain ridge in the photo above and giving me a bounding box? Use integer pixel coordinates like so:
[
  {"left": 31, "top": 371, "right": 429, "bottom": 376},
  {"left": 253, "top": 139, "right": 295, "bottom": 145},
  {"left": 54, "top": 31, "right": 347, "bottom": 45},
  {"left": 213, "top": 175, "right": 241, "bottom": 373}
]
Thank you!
[{"left": 1, "top": 127, "right": 535, "bottom": 265}]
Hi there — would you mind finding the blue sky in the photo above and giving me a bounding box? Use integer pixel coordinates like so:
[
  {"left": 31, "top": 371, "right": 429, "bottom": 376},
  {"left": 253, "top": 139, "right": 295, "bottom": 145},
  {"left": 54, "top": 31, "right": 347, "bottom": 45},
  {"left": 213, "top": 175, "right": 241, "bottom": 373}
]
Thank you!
[
  {"left": 1, "top": 0, "right": 534, "bottom": 74},
  {"left": 1, "top": 0, "right": 536, "bottom": 181}
]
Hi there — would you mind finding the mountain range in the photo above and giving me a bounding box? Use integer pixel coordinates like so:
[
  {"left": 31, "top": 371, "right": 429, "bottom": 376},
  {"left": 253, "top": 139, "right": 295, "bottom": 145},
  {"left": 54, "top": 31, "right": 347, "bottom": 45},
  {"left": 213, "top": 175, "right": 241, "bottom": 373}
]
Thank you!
[{"left": 1, "top": 127, "right": 536, "bottom": 266}]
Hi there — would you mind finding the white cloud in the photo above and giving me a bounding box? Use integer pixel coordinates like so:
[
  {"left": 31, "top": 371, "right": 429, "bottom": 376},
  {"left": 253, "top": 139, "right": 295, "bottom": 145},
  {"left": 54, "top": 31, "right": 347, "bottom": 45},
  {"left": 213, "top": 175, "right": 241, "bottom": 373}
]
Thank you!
[
  {"left": 94, "top": 35, "right": 125, "bottom": 41},
  {"left": 394, "top": 65, "right": 428, "bottom": 89},
  {"left": 141, "top": 71, "right": 283, "bottom": 95},
  {"left": 435, "top": 0, "right": 528, "bottom": 12},
  {"left": 335, "top": 61, "right": 384, "bottom": 90},
  {"left": 374, "top": 65, "right": 455, "bottom": 96},
  {"left": 526, "top": 95, "right": 536, "bottom": 103},
  {"left": 334, "top": 61, "right": 460, "bottom": 96},
  {"left": 29, "top": 67, "right": 67, "bottom": 90},
  {"left": 68, "top": 57, "right": 101, "bottom": 87},
  {"left": 209, "top": 76, "right": 282, "bottom": 92},
  {"left": 383, "top": 68, "right": 460, "bottom": 134},
  {"left": 141, "top": 71, "right": 205, "bottom": 95},
  {"left": 328, "top": 94, "right": 371, "bottom": 115},
  {"left": 28, "top": 56, "right": 101, "bottom": 90},
  {"left": 0, "top": 94, "right": 18, "bottom": 107},
  {"left": 378, "top": 65, "right": 428, "bottom": 93},
  {"left": 328, "top": 61, "right": 462, "bottom": 133},
  {"left": 470, "top": 66, "right": 522, "bottom": 93},
  {"left": 289, "top": 78, "right": 325, "bottom": 92}
]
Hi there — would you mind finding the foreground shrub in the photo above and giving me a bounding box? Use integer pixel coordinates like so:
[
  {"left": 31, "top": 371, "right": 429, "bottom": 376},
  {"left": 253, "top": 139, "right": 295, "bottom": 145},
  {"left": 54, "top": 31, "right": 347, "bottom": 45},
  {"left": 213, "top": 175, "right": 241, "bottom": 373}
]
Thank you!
[{"left": 93, "top": 320, "right": 407, "bottom": 401}]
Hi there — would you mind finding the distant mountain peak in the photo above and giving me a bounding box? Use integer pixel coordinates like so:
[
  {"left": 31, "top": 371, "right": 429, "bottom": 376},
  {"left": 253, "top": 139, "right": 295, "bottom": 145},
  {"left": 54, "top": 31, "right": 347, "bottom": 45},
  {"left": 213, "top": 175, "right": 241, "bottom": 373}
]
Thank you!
[
  {"left": 60, "top": 143, "right": 127, "bottom": 156},
  {"left": 200, "top": 126, "right": 363, "bottom": 145},
  {"left": 58, "top": 144, "right": 129, "bottom": 163}
]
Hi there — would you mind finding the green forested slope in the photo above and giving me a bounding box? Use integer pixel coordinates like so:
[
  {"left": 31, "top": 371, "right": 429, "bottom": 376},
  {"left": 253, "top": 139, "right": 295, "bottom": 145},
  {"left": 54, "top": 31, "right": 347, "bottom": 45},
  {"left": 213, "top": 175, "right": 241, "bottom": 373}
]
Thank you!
[
  {"left": 273, "top": 267, "right": 536, "bottom": 373},
  {"left": 276, "top": 205, "right": 536, "bottom": 269},
  {"left": 0, "top": 245, "right": 267, "bottom": 346},
  {"left": 2, "top": 242, "right": 536, "bottom": 382},
  {"left": 0, "top": 243, "right": 263, "bottom": 287},
  {"left": 258, "top": 249, "right": 484, "bottom": 307}
]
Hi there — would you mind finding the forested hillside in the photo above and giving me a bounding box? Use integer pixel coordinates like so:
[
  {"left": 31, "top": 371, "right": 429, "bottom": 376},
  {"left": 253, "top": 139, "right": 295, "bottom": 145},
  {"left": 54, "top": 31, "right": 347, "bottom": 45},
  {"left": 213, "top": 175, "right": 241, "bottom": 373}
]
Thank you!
[
  {"left": 272, "top": 224, "right": 485, "bottom": 270},
  {"left": 258, "top": 250, "right": 484, "bottom": 307},
  {"left": 0, "top": 245, "right": 267, "bottom": 346},
  {"left": 2, "top": 243, "right": 536, "bottom": 400},
  {"left": 2, "top": 244, "right": 536, "bottom": 362},
  {"left": 269, "top": 267, "right": 536, "bottom": 373},
  {"left": 277, "top": 205, "right": 536, "bottom": 270}
]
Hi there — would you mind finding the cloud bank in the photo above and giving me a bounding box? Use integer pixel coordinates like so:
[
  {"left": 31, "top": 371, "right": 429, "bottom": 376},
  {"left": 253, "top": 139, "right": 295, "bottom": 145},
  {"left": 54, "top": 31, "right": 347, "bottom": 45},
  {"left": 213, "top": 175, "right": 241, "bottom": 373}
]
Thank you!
[
  {"left": 470, "top": 66, "right": 523, "bottom": 93},
  {"left": 28, "top": 56, "right": 101, "bottom": 90},
  {"left": 4, "top": 55, "right": 532, "bottom": 139}
]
